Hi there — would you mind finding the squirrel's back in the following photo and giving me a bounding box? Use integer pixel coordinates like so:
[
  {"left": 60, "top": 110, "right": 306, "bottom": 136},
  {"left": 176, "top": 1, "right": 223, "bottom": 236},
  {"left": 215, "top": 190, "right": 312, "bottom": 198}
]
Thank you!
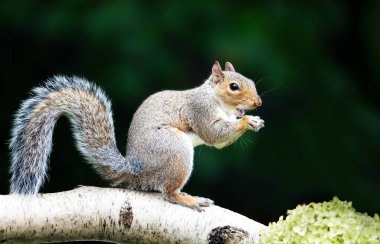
[{"left": 9, "top": 76, "right": 125, "bottom": 194}]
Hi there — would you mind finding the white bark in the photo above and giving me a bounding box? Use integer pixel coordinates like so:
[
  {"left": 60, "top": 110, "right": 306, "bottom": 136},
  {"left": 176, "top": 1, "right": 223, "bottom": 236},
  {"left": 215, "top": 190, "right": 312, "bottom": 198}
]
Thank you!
[{"left": 0, "top": 186, "right": 266, "bottom": 243}]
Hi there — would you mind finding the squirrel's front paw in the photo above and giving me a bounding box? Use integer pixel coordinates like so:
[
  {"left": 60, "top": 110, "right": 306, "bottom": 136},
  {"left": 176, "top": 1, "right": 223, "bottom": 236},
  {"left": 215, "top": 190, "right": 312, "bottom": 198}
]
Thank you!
[{"left": 247, "top": 116, "right": 265, "bottom": 132}]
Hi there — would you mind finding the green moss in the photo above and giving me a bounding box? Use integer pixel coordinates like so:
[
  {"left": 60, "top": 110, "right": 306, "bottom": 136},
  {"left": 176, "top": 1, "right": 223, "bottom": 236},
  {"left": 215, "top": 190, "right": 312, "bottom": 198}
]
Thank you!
[{"left": 259, "top": 197, "right": 380, "bottom": 243}]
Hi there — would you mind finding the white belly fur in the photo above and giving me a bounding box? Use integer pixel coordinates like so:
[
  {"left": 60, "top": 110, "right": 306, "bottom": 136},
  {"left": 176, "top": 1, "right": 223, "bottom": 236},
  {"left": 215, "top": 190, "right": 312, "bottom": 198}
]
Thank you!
[
  {"left": 186, "top": 105, "right": 237, "bottom": 148},
  {"left": 187, "top": 132, "right": 205, "bottom": 147}
]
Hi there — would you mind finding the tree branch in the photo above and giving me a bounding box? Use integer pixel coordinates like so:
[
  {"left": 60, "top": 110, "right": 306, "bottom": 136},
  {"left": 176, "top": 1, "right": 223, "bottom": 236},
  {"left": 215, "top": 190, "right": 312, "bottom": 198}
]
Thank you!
[{"left": 0, "top": 186, "right": 266, "bottom": 243}]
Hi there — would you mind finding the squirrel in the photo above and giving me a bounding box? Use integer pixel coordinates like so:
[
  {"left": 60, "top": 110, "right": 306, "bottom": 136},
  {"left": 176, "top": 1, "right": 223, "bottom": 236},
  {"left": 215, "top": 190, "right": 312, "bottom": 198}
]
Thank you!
[{"left": 9, "top": 61, "right": 264, "bottom": 211}]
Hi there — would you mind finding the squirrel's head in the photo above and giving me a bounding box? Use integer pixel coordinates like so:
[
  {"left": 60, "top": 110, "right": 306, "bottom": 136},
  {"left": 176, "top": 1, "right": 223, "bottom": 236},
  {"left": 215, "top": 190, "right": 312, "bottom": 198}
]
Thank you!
[{"left": 211, "top": 61, "right": 262, "bottom": 117}]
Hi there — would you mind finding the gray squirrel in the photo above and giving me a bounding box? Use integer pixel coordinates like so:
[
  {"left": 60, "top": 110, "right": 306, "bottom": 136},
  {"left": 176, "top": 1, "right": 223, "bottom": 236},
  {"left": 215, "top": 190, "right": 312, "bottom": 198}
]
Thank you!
[{"left": 9, "top": 61, "right": 264, "bottom": 211}]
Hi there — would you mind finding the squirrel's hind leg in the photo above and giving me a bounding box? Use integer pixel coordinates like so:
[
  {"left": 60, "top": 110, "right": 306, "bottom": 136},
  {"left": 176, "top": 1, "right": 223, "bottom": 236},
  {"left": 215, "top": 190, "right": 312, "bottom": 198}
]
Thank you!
[
  {"left": 150, "top": 127, "right": 214, "bottom": 211},
  {"left": 161, "top": 155, "right": 214, "bottom": 211}
]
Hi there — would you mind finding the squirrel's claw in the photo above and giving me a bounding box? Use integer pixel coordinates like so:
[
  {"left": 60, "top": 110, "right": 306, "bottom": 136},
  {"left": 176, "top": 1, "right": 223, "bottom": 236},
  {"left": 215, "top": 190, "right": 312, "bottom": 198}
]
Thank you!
[
  {"left": 192, "top": 204, "right": 205, "bottom": 212},
  {"left": 191, "top": 197, "right": 214, "bottom": 212},
  {"left": 197, "top": 197, "right": 214, "bottom": 207},
  {"left": 166, "top": 192, "right": 214, "bottom": 212}
]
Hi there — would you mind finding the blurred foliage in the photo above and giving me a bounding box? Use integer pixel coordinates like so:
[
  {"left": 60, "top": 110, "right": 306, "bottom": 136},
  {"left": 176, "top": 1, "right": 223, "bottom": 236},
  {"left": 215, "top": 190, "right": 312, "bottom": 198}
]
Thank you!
[
  {"left": 259, "top": 197, "right": 380, "bottom": 243},
  {"left": 0, "top": 1, "right": 379, "bottom": 224}
]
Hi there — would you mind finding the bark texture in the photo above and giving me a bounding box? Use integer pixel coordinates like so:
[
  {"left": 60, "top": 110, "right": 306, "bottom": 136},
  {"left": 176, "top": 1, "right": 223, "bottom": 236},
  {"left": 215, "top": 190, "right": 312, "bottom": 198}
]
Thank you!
[{"left": 0, "top": 186, "right": 266, "bottom": 243}]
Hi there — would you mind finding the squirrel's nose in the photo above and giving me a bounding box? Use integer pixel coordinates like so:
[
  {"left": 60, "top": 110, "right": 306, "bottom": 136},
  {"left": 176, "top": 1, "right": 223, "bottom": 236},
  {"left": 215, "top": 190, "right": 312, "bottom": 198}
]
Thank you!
[{"left": 253, "top": 97, "right": 262, "bottom": 107}]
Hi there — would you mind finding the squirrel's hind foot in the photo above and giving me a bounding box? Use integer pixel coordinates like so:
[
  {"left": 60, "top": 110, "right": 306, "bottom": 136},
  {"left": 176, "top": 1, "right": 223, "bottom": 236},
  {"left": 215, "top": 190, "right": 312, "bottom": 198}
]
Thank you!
[{"left": 164, "top": 192, "right": 214, "bottom": 212}]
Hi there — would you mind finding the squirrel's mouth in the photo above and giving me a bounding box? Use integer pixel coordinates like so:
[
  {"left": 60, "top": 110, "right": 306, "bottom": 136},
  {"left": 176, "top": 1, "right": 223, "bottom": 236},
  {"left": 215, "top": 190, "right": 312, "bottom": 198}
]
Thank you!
[{"left": 235, "top": 108, "right": 245, "bottom": 118}]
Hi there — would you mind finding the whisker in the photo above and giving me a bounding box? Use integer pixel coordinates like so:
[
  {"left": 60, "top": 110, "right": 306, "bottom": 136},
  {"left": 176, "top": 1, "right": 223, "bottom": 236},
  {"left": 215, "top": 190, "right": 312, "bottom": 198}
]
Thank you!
[
  {"left": 255, "top": 76, "right": 266, "bottom": 86},
  {"left": 198, "top": 145, "right": 204, "bottom": 157},
  {"left": 243, "top": 140, "right": 248, "bottom": 149},
  {"left": 243, "top": 137, "right": 249, "bottom": 147},
  {"left": 260, "top": 84, "right": 281, "bottom": 97},
  {"left": 239, "top": 138, "right": 245, "bottom": 149},
  {"left": 241, "top": 136, "right": 249, "bottom": 149},
  {"left": 254, "top": 71, "right": 262, "bottom": 82}
]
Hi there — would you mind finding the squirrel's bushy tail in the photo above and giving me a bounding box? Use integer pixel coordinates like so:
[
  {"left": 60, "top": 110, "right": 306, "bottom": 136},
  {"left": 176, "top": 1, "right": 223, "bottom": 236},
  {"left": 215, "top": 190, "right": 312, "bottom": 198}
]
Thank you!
[{"left": 9, "top": 76, "right": 126, "bottom": 194}]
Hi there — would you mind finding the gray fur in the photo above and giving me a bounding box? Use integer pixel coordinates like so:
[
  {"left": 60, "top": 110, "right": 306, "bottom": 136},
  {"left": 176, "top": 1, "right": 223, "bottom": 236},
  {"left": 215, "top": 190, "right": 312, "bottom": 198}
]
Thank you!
[
  {"left": 9, "top": 75, "right": 127, "bottom": 194},
  {"left": 9, "top": 63, "right": 263, "bottom": 211}
]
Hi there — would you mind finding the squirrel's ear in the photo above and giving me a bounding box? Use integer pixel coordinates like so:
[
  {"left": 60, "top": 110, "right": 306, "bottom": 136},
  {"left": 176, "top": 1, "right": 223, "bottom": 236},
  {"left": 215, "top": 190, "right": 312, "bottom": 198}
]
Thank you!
[
  {"left": 225, "top": 62, "right": 235, "bottom": 72},
  {"left": 212, "top": 61, "right": 224, "bottom": 84}
]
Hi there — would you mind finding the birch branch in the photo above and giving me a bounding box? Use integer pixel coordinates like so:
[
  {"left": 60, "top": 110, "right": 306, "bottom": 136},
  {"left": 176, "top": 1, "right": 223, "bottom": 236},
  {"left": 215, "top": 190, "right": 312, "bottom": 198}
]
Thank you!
[{"left": 0, "top": 186, "right": 266, "bottom": 243}]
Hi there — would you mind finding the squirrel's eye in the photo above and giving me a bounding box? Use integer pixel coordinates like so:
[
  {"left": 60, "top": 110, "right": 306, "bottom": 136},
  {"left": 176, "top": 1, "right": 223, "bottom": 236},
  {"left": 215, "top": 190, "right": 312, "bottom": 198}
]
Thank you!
[{"left": 229, "top": 83, "right": 239, "bottom": 91}]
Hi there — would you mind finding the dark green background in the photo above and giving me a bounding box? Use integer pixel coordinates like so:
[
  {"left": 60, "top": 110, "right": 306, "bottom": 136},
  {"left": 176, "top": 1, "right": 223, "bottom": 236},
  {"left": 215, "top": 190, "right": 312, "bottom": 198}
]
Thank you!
[{"left": 1, "top": 1, "right": 379, "bottom": 224}]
